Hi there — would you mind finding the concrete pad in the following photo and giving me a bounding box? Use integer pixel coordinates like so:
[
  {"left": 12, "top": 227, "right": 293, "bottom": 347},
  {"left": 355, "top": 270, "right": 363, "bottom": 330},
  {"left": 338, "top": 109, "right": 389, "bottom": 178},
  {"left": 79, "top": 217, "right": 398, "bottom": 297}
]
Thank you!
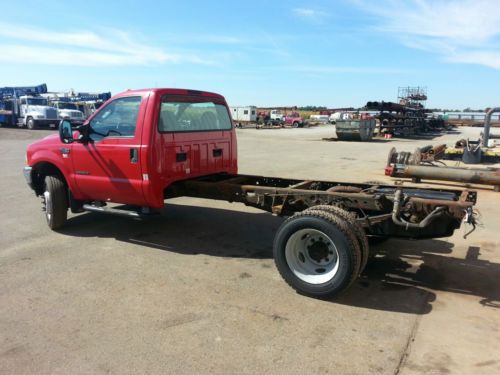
[{"left": 0, "top": 126, "right": 498, "bottom": 374}]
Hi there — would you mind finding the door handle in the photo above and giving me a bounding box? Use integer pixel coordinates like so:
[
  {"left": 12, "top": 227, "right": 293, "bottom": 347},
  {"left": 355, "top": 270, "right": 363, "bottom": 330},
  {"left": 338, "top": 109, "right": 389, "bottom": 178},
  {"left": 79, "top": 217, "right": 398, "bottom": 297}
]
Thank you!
[
  {"left": 130, "top": 148, "right": 138, "bottom": 163},
  {"left": 213, "top": 148, "right": 223, "bottom": 157}
]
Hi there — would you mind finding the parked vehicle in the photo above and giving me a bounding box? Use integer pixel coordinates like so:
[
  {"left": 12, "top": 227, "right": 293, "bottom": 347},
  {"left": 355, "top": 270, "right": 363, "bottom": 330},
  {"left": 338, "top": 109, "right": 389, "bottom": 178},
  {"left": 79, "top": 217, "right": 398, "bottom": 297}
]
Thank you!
[
  {"left": 270, "top": 109, "right": 284, "bottom": 121},
  {"left": 283, "top": 112, "right": 306, "bottom": 127},
  {"left": 329, "top": 112, "right": 351, "bottom": 124},
  {"left": 69, "top": 92, "right": 111, "bottom": 118},
  {"left": 233, "top": 108, "right": 284, "bottom": 128},
  {"left": 49, "top": 100, "right": 85, "bottom": 125},
  {"left": 23, "top": 88, "right": 477, "bottom": 298},
  {"left": 309, "top": 114, "right": 330, "bottom": 123},
  {"left": 230, "top": 106, "right": 257, "bottom": 122},
  {"left": 18, "top": 96, "right": 60, "bottom": 129},
  {"left": 44, "top": 91, "right": 111, "bottom": 119},
  {"left": 0, "top": 84, "right": 59, "bottom": 129}
]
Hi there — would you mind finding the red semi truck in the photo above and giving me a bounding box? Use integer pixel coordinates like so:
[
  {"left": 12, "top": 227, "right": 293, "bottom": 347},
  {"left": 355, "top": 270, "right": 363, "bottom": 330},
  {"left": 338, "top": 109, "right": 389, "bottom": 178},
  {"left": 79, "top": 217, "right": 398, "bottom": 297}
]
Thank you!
[{"left": 23, "top": 88, "right": 477, "bottom": 298}]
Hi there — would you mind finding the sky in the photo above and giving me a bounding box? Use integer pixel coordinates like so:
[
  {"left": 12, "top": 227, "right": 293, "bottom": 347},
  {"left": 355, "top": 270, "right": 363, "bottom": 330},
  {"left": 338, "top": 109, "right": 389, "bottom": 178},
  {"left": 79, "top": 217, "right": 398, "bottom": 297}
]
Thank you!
[{"left": 0, "top": 0, "right": 499, "bottom": 109}]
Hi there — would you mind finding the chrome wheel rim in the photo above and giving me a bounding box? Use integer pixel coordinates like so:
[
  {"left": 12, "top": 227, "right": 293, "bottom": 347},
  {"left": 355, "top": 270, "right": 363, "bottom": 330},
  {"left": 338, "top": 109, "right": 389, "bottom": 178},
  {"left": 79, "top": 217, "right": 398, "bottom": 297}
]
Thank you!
[
  {"left": 285, "top": 228, "right": 339, "bottom": 284},
  {"left": 43, "top": 190, "right": 52, "bottom": 222}
]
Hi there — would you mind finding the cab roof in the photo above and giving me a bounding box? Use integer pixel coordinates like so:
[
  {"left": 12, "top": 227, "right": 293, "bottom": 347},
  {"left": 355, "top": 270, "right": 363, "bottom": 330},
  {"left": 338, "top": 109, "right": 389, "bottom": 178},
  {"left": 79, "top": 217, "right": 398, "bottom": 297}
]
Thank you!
[{"left": 115, "top": 88, "right": 225, "bottom": 100}]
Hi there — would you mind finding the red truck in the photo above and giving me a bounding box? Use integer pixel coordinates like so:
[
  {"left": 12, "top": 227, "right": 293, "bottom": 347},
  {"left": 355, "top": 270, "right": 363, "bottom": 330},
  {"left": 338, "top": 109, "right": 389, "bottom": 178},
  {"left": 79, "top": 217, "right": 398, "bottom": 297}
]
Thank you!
[
  {"left": 23, "top": 88, "right": 477, "bottom": 298},
  {"left": 283, "top": 112, "right": 305, "bottom": 128}
]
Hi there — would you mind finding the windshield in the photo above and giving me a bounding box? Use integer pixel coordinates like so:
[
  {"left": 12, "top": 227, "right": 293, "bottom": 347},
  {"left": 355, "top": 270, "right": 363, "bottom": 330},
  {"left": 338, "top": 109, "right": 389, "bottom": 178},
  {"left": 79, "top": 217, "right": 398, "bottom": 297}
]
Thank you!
[
  {"left": 27, "top": 98, "right": 48, "bottom": 106},
  {"left": 56, "top": 102, "right": 78, "bottom": 110},
  {"left": 159, "top": 99, "right": 232, "bottom": 132}
]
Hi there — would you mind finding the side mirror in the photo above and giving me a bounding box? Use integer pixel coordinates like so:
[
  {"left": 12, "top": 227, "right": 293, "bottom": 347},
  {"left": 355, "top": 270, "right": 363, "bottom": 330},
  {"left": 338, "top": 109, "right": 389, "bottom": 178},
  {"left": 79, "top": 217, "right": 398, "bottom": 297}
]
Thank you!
[{"left": 59, "top": 120, "right": 74, "bottom": 144}]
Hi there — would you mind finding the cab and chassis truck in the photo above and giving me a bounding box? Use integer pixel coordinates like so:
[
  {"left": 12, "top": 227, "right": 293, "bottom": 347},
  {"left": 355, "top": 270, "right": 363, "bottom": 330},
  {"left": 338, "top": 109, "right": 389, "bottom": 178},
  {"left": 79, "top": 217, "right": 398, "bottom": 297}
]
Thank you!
[{"left": 23, "top": 88, "right": 477, "bottom": 298}]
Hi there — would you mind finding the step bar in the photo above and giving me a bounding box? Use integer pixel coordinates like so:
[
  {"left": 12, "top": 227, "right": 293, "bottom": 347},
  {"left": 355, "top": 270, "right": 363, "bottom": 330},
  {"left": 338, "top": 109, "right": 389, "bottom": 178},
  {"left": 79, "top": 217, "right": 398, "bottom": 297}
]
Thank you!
[{"left": 82, "top": 204, "right": 141, "bottom": 218}]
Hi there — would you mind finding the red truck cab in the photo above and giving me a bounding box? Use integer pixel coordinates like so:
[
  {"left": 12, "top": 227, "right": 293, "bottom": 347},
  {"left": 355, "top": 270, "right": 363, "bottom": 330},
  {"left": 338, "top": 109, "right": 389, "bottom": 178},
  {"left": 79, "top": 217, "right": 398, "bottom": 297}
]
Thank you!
[
  {"left": 283, "top": 112, "right": 305, "bottom": 127},
  {"left": 24, "top": 88, "right": 237, "bottom": 227}
]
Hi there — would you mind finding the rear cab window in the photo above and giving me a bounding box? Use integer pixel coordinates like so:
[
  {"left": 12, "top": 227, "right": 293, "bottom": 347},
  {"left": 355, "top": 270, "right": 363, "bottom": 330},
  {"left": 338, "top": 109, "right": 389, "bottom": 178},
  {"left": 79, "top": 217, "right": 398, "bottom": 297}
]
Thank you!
[{"left": 158, "top": 97, "right": 232, "bottom": 133}]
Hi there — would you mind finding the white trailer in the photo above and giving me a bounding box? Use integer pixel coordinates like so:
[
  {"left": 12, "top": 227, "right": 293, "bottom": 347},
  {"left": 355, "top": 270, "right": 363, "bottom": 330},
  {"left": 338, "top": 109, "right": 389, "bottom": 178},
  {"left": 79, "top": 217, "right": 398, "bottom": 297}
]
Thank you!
[
  {"left": 309, "top": 114, "right": 330, "bottom": 123},
  {"left": 230, "top": 106, "right": 257, "bottom": 122}
]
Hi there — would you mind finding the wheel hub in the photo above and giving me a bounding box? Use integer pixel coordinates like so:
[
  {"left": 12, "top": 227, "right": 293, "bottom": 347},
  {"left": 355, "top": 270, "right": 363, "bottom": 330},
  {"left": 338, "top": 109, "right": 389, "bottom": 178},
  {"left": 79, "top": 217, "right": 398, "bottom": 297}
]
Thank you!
[
  {"left": 307, "top": 238, "right": 330, "bottom": 263},
  {"left": 285, "top": 228, "right": 340, "bottom": 284}
]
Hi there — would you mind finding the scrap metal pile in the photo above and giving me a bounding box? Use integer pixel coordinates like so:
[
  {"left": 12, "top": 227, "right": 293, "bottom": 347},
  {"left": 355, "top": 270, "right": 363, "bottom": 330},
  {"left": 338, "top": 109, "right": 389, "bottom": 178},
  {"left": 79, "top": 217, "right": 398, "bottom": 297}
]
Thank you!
[
  {"left": 385, "top": 147, "right": 500, "bottom": 191},
  {"left": 365, "top": 101, "right": 427, "bottom": 136},
  {"left": 365, "top": 87, "right": 446, "bottom": 137},
  {"left": 439, "top": 107, "right": 500, "bottom": 164}
]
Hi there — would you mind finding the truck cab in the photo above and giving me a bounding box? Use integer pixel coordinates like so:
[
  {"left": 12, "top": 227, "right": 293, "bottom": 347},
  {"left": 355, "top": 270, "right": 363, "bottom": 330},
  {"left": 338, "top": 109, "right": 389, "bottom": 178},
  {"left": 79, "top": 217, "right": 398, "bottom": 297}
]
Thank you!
[
  {"left": 283, "top": 112, "right": 305, "bottom": 128},
  {"left": 270, "top": 110, "right": 284, "bottom": 121},
  {"left": 50, "top": 100, "right": 85, "bottom": 125},
  {"left": 74, "top": 101, "right": 104, "bottom": 118},
  {"left": 24, "top": 88, "right": 237, "bottom": 227},
  {"left": 18, "top": 95, "right": 59, "bottom": 129}
]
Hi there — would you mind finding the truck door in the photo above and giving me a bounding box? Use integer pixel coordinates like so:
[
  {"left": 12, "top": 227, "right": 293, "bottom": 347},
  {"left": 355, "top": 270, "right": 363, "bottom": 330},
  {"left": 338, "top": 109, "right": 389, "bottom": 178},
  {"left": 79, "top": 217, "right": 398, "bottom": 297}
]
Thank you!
[
  {"left": 71, "top": 95, "right": 148, "bottom": 206},
  {"left": 19, "top": 97, "right": 27, "bottom": 118}
]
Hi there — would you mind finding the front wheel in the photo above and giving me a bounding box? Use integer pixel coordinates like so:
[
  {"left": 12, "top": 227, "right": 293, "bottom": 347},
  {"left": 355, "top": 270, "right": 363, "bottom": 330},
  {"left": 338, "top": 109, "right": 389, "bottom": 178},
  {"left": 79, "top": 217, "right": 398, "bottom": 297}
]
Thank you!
[
  {"left": 43, "top": 175, "right": 68, "bottom": 229},
  {"left": 26, "top": 117, "right": 37, "bottom": 130},
  {"left": 273, "top": 211, "right": 361, "bottom": 298}
]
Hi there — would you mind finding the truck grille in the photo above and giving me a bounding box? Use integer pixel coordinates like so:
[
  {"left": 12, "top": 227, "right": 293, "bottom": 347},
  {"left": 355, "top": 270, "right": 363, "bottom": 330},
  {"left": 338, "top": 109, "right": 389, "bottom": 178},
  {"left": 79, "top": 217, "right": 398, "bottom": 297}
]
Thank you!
[{"left": 46, "top": 108, "right": 58, "bottom": 119}]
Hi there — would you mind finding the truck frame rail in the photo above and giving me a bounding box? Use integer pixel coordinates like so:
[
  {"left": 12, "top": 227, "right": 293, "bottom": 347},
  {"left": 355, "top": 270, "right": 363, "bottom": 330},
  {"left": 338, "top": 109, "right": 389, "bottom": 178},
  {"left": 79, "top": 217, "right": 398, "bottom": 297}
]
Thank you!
[{"left": 166, "top": 174, "right": 477, "bottom": 239}]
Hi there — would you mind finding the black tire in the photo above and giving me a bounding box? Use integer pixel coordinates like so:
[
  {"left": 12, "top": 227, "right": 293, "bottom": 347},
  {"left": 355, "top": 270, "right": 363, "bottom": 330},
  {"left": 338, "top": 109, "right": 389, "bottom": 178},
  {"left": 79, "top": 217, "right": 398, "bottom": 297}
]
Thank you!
[
  {"left": 292, "top": 121, "right": 299, "bottom": 128},
  {"left": 27, "top": 117, "right": 37, "bottom": 130},
  {"left": 43, "top": 175, "right": 68, "bottom": 230},
  {"left": 273, "top": 211, "right": 361, "bottom": 298},
  {"left": 304, "top": 205, "right": 369, "bottom": 275}
]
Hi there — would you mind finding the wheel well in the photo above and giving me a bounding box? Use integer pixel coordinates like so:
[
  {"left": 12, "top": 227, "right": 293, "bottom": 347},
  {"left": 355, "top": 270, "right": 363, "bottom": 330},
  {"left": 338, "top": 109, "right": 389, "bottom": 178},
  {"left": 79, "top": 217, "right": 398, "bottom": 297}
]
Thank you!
[{"left": 31, "top": 162, "right": 67, "bottom": 195}]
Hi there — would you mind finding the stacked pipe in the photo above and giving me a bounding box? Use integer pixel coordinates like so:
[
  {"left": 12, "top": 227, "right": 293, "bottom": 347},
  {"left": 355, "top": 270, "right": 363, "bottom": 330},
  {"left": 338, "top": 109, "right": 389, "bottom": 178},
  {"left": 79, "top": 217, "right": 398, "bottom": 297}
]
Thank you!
[{"left": 385, "top": 147, "right": 500, "bottom": 191}]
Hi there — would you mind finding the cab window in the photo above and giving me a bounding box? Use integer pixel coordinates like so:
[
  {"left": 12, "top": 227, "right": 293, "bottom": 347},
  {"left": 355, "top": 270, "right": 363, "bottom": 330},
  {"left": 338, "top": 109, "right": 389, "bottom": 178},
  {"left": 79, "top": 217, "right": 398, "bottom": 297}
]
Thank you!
[
  {"left": 89, "top": 96, "right": 141, "bottom": 141},
  {"left": 159, "top": 99, "right": 232, "bottom": 132}
]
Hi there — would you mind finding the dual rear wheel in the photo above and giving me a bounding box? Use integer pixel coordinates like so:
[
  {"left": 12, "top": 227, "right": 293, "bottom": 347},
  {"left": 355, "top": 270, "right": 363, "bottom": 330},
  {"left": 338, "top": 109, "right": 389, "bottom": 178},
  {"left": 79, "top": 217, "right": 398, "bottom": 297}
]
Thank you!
[{"left": 273, "top": 207, "right": 369, "bottom": 298}]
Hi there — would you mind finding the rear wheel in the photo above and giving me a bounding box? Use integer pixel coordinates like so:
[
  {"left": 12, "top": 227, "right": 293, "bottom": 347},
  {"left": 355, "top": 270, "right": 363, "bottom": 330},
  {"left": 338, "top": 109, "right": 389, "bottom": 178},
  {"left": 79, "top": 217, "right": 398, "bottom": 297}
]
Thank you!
[
  {"left": 292, "top": 121, "right": 299, "bottom": 128},
  {"left": 304, "top": 205, "right": 369, "bottom": 274},
  {"left": 43, "top": 175, "right": 68, "bottom": 230},
  {"left": 273, "top": 211, "right": 361, "bottom": 298}
]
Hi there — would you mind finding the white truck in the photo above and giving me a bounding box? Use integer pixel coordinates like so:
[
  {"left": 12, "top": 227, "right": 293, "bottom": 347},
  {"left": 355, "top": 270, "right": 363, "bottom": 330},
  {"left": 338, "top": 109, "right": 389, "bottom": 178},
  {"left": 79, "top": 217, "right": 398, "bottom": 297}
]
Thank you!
[
  {"left": 16, "top": 95, "right": 60, "bottom": 129},
  {"left": 50, "top": 91, "right": 112, "bottom": 119},
  {"left": 49, "top": 100, "right": 85, "bottom": 125},
  {"left": 0, "top": 84, "right": 59, "bottom": 129},
  {"left": 270, "top": 109, "right": 284, "bottom": 121},
  {"left": 329, "top": 112, "right": 352, "bottom": 124}
]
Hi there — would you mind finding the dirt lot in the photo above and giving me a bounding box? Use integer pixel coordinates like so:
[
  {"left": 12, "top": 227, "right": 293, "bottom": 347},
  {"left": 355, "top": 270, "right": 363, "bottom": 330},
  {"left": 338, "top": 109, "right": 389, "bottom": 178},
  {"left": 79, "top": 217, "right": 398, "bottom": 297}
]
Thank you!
[{"left": 1, "top": 125, "right": 499, "bottom": 375}]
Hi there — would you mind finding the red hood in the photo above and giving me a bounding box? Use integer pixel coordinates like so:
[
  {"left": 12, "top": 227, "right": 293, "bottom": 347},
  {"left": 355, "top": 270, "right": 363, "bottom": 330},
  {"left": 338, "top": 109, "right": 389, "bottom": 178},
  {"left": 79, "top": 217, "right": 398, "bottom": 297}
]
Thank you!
[
  {"left": 32, "top": 133, "right": 59, "bottom": 147},
  {"left": 26, "top": 133, "right": 60, "bottom": 161}
]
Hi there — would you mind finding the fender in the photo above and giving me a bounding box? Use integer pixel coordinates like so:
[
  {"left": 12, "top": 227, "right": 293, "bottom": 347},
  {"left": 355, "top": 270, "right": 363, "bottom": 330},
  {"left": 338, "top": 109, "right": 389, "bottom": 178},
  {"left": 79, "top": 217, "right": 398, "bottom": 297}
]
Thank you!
[{"left": 29, "top": 148, "right": 82, "bottom": 198}]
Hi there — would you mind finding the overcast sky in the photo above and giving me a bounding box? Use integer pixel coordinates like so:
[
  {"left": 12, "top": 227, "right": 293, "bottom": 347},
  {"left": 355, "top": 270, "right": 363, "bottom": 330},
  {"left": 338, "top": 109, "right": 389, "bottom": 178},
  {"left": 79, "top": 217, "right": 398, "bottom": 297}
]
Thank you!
[{"left": 1, "top": 0, "right": 499, "bottom": 109}]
